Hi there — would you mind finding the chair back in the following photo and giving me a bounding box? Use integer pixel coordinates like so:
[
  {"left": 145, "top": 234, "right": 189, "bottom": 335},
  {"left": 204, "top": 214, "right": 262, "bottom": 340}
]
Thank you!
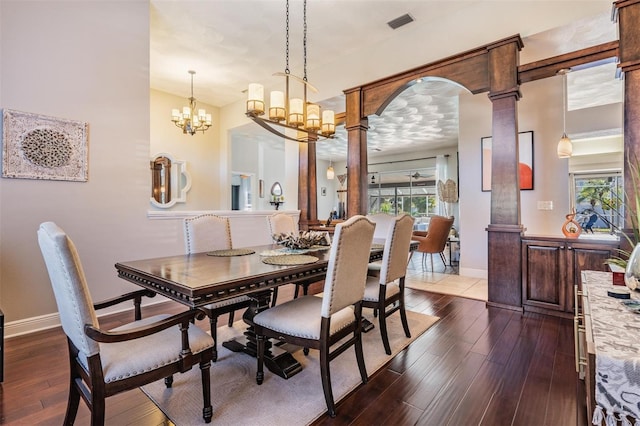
[
  {"left": 37, "top": 222, "right": 100, "bottom": 357},
  {"left": 380, "top": 214, "right": 415, "bottom": 285},
  {"left": 184, "top": 214, "right": 232, "bottom": 254},
  {"left": 421, "top": 215, "right": 454, "bottom": 253},
  {"left": 367, "top": 213, "right": 397, "bottom": 242},
  {"left": 321, "top": 215, "right": 375, "bottom": 318},
  {"left": 266, "top": 212, "right": 297, "bottom": 236}
]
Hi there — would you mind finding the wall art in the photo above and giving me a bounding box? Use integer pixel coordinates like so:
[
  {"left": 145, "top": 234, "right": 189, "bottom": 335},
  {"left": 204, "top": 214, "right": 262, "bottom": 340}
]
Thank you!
[
  {"left": 481, "top": 130, "right": 533, "bottom": 192},
  {"left": 2, "top": 109, "right": 89, "bottom": 181}
]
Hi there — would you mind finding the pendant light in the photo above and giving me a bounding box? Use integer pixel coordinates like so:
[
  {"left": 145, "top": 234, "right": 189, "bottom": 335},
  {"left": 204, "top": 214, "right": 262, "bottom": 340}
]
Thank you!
[
  {"left": 326, "top": 159, "right": 334, "bottom": 180},
  {"left": 557, "top": 69, "right": 573, "bottom": 158}
]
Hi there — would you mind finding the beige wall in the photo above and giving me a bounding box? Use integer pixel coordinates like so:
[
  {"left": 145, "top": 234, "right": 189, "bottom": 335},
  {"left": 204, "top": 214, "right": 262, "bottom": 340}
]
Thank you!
[{"left": 0, "top": 1, "right": 177, "bottom": 329}]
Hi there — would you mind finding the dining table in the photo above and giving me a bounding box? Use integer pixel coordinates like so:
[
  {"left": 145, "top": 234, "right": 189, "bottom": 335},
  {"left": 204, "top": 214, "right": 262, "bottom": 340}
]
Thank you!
[{"left": 115, "top": 241, "right": 417, "bottom": 379}]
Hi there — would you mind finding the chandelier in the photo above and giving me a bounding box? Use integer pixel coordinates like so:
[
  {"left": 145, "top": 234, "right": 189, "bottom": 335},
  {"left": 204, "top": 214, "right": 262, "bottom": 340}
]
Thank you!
[
  {"left": 171, "top": 70, "right": 212, "bottom": 136},
  {"left": 245, "top": 0, "right": 335, "bottom": 143}
]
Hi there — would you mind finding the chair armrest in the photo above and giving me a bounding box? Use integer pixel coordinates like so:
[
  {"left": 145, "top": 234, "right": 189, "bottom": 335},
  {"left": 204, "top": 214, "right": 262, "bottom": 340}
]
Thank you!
[
  {"left": 84, "top": 309, "right": 196, "bottom": 344},
  {"left": 93, "top": 289, "right": 156, "bottom": 320}
]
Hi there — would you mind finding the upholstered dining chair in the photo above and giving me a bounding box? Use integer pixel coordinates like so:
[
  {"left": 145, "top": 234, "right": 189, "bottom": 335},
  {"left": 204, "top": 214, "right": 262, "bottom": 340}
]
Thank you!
[
  {"left": 254, "top": 215, "right": 376, "bottom": 418},
  {"left": 366, "top": 213, "right": 400, "bottom": 275},
  {"left": 184, "top": 214, "right": 252, "bottom": 361},
  {"left": 37, "top": 222, "right": 214, "bottom": 425},
  {"left": 367, "top": 212, "right": 397, "bottom": 243},
  {"left": 363, "top": 214, "right": 414, "bottom": 355},
  {"left": 411, "top": 215, "right": 454, "bottom": 271},
  {"left": 266, "top": 212, "right": 313, "bottom": 300},
  {"left": 266, "top": 212, "right": 297, "bottom": 236}
]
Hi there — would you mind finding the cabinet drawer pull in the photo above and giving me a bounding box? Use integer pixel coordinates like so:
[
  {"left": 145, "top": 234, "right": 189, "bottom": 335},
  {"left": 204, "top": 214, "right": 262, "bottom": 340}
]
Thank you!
[{"left": 574, "top": 317, "right": 580, "bottom": 372}]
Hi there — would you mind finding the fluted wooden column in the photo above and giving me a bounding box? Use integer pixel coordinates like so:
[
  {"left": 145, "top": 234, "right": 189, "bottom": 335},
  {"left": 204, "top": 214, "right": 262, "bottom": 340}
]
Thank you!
[{"left": 486, "top": 37, "right": 525, "bottom": 311}]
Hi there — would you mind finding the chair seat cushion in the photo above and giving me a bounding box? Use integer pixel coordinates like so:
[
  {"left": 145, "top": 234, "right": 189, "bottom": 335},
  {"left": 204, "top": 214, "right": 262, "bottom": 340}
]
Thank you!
[
  {"left": 79, "top": 314, "right": 214, "bottom": 383},
  {"left": 253, "top": 296, "right": 355, "bottom": 340},
  {"left": 363, "top": 276, "right": 400, "bottom": 302},
  {"left": 204, "top": 295, "right": 251, "bottom": 309}
]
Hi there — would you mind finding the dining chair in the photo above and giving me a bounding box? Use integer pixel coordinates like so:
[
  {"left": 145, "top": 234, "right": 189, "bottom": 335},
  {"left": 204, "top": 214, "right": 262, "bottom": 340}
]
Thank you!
[
  {"left": 411, "top": 215, "right": 454, "bottom": 271},
  {"left": 362, "top": 214, "right": 414, "bottom": 355},
  {"left": 267, "top": 212, "right": 297, "bottom": 236},
  {"left": 266, "top": 212, "right": 314, "bottom": 300},
  {"left": 37, "top": 222, "right": 214, "bottom": 425},
  {"left": 184, "top": 214, "right": 252, "bottom": 361},
  {"left": 366, "top": 213, "right": 399, "bottom": 275},
  {"left": 254, "top": 215, "right": 376, "bottom": 418}
]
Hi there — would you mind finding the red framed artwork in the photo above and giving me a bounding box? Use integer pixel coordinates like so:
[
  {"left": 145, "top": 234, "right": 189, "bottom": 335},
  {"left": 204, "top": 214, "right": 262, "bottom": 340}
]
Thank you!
[{"left": 481, "top": 131, "right": 534, "bottom": 192}]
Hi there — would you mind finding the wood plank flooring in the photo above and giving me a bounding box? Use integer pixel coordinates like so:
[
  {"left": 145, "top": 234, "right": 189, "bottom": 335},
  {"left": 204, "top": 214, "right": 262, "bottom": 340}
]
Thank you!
[{"left": 0, "top": 284, "right": 584, "bottom": 425}]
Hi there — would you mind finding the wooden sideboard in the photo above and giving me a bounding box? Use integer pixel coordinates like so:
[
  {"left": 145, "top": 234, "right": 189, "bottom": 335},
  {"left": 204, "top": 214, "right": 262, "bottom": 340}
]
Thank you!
[
  {"left": 577, "top": 271, "right": 640, "bottom": 425},
  {"left": 521, "top": 235, "right": 619, "bottom": 318}
]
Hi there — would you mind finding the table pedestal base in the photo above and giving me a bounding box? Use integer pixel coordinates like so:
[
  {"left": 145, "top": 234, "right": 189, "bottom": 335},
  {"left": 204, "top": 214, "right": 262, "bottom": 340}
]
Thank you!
[{"left": 222, "top": 290, "right": 303, "bottom": 379}]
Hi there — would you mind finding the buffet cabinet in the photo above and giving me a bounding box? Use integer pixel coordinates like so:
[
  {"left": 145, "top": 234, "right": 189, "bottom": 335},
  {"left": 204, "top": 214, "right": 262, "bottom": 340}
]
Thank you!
[{"left": 521, "top": 236, "right": 618, "bottom": 318}]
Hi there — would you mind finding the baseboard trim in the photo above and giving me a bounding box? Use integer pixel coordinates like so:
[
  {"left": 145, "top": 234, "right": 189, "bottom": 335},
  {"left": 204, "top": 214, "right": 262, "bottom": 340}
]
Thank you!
[{"left": 4, "top": 298, "right": 171, "bottom": 339}]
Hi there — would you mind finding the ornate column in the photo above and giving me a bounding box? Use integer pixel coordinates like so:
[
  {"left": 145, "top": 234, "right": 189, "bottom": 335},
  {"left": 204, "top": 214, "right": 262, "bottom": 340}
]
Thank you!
[
  {"left": 344, "top": 88, "right": 369, "bottom": 217},
  {"left": 486, "top": 37, "right": 525, "bottom": 311}
]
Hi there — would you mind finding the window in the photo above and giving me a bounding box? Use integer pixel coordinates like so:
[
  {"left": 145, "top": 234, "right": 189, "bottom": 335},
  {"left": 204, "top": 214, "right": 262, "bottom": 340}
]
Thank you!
[
  {"left": 368, "top": 169, "right": 437, "bottom": 218},
  {"left": 570, "top": 172, "right": 623, "bottom": 234}
]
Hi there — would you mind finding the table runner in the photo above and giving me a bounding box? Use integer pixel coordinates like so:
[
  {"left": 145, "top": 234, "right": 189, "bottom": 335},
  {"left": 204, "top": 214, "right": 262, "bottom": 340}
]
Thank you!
[{"left": 582, "top": 271, "right": 640, "bottom": 426}]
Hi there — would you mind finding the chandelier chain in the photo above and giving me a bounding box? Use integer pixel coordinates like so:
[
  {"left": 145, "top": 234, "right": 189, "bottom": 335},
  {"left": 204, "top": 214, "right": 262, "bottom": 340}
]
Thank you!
[
  {"left": 303, "top": 0, "right": 307, "bottom": 82},
  {"left": 285, "top": 0, "right": 290, "bottom": 74},
  {"left": 190, "top": 71, "right": 196, "bottom": 104}
]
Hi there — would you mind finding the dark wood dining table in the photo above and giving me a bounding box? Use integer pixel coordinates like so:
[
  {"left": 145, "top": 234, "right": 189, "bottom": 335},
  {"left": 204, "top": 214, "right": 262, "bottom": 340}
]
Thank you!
[{"left": 115, "top": 241, "right": 416, "bottom": 379}]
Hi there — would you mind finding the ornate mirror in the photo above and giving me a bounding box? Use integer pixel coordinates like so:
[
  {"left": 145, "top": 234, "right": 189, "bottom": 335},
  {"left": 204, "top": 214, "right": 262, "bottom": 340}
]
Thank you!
[
  {"left": 150, "top": 153, "right": 191, "bottom": 209},
  {"left": 271, "top": 182, "right": 283, "bottom": 197}
]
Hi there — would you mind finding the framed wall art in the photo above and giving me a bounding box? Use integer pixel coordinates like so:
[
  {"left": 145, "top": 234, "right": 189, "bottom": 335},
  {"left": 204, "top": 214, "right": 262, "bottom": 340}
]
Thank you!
[
  {"left": 2, "top": 109, "right": 89, "bottom": 181},
  {"left": 481, "top": 130, "right": 533, "bottom": 192}
]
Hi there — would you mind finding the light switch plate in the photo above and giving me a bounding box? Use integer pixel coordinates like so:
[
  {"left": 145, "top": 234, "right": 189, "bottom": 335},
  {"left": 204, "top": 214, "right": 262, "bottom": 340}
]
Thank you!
[{"left": 537, "top": 201, "right": 553, "bottom": 210}]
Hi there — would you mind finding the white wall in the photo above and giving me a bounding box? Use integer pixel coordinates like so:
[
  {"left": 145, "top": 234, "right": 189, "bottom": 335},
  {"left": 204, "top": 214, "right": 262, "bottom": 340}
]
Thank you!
[{"left": 317, "top": 158, "right": 340, "bottom": 219}]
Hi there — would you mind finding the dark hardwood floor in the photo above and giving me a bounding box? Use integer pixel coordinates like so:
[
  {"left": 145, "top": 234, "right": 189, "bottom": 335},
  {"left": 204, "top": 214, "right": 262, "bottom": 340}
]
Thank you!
[{"left": 0, "top": 283, "right": 584, "bottom": 425}]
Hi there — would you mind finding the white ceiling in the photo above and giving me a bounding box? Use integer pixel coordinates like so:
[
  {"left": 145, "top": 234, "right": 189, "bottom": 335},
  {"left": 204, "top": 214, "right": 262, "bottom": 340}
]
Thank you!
[{"left": 151, "top": 1, "right": 619, "bottom": 161}]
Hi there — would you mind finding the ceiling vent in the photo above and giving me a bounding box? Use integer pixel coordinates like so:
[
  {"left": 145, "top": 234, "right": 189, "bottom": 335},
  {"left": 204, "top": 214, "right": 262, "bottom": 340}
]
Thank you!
[{"left": 387, "top": 13, "right": 414, "bottom": 30}]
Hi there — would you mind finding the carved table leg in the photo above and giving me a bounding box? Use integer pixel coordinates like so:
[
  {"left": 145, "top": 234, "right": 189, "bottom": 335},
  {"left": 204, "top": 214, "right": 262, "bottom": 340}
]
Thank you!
[{"left": 222, "top": 289, "right": 303, "bottom": 379}]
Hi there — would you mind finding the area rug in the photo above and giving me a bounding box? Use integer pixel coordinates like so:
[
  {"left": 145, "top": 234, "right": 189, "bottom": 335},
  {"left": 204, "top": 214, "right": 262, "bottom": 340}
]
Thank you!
[{"left": 141, "top": 310, "right": 438, "bottom": 425}]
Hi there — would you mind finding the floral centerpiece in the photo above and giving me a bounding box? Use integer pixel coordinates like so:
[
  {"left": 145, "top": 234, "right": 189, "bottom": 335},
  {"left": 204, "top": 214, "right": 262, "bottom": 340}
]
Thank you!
[{"left": 272, "top": 230, "right": 330, "bottom": 250}]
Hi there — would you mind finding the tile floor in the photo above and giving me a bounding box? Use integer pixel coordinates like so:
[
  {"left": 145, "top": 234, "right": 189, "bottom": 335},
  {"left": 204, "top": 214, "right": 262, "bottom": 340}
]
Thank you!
[{"left": 404, "top": 252, "right": 488, "bottom": 302}]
